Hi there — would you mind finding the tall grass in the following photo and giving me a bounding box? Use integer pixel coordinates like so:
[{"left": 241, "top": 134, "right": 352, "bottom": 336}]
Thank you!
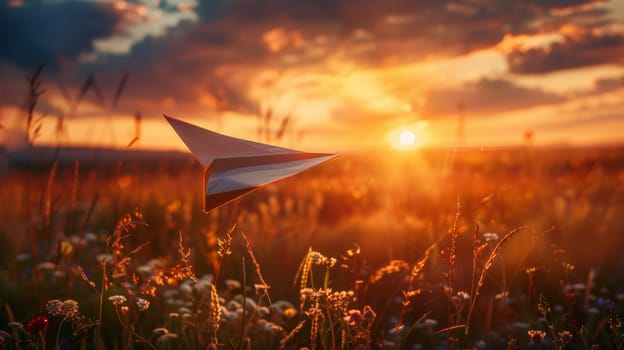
[{"left": 1, "top": 68, "right": 624, "bottom": 349}]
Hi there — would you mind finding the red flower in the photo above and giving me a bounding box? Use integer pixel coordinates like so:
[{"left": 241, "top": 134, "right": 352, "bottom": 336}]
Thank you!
[{"left": 25, "top": 316, "right": 48, "bottom": 334}]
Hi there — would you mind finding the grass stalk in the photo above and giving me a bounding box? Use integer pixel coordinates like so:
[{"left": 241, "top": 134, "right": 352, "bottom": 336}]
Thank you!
[
  {"left": 239, "top": 257, "right": 246, "bottom": 350},
  {"left": 465, "top": 226, "right": 526, "bottom": 334}
]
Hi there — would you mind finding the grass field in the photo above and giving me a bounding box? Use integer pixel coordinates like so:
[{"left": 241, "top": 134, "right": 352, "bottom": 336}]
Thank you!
[{"left": 1, "top": 145, "right": 624, "bottom": 349}]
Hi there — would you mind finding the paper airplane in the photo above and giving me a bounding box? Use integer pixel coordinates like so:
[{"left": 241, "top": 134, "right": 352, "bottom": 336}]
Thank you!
[{"left": 164, "top": 115, "right": 338, "bottom": 212}]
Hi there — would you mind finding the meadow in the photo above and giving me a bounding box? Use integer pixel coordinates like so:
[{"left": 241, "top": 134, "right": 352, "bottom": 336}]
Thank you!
[{"left": 1, "top": 144, "right": 624, "bottom": 349}]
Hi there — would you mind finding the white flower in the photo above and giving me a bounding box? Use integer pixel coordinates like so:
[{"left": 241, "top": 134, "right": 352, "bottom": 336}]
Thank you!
[
  {"left": 136, "top": 298, "right": 150, "bottom": 311},
  {"left": 61, "top": 300, "right": 79, "bottom": 318},
  {"left": 96, "top": 254, "right": 113, "bottom": 264},
  {"left": 46, "top": 299, "right": 63, "bottom": 316},
  {"left": 483, "top": 233, "right": 499, "bottom": 242},
  {"left": 224, "top": 279, "right": 241, "bottom": 290},
  {"left": 456, "top": 291, "right": 470, "bottom": 300},
  {"left": 84, "top": 232, "right": 98, "bottom": 242},
  {"left": 424, "top": 318, "right": 438, "bottom": 328},
  {"left": 108, "top": 295, "right": 127, "bottom": 305}
]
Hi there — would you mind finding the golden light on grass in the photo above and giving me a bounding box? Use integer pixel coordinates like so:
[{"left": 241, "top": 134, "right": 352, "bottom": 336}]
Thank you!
[{"left": 388, "top": 122, "right": 428, "bottom": 150}]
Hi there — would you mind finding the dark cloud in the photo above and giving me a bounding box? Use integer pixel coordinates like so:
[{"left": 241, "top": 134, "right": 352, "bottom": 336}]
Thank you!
[
  {"left": 0, "top": 1, "right": 122, "bottom": 70},
  {"left": 77, "top": 0, "right": 619, "bottom": 121},
  {"left": 0, "top": 63, "right": 66, "bottom": 116},
  {"left": 421, "top": 78, "right": 566, "bottom": 117},
  {"left": 73, "top": 21, "right": 264, "bottom": 119},
  {"left": 1, "top": 0, "right": 618, "bottom": 125},
  {"left": 594, "top": 74, "right": 624, "bottom": 92},
  {"left": 507, "top": 27, "right": 624, "bottom": 74},
  {"left": 189, "top": 0, "right": 612, "bottom": 67}
]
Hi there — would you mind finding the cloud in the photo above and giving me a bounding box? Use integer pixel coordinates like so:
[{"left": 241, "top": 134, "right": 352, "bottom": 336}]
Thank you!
[
  {"left": 420, "top": 78, "right": 566, "bottom": 117},
  {"left": 593, "top": 74, "right": 624, "bottom": 93},
  {"left": 1, "top": 0, "right": 619, "bottom": 126},
  {"left": 80, "top": 0, "right": 610, "bottom": 120},
  {"left": 0, "top": 1, "right": 122, "bottom": 70},
  {"left": 507, "top": 25, "right": 624, "bottom": 74}
]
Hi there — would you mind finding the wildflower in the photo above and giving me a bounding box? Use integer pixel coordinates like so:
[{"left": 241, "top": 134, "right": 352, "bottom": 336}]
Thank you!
[
  {"left": 572, "top": 283, "right": 586, "bottom": 292},
  {"left": 157, "top": 333, "right": 179, "bottom": 343},
  {"left": 310, "top": 251, "right": 336, "bottom": 267},
  {"left": 108, "top": 295, "right": 127, "bottom": 305},
  {"left": 120, "top": 282, "right": 135, "bottom": 291},
  {"left": 300, "top": 287, "right": 315, "bottom": 300},
  {"left": 285, "top": 307, "right": 298, "bottom": 318},
  {"left": 609, "top": 303, "right": 622, "bottom": 332},
  {"left": 16, "top": 253, "right": 31, "bottom": 262},
  {"left": 179, "top": 280, "right": 193, "bottom": 299},
  {"left": 474, "top": 340, "right": 486, "bottom": 350},
  {"left": 136, "top": 298, "right": 150, "bottom": 311},
  {"left": 238, "top": 297, "right": 257, "bottom": 311},
  {"left": 25, "top": 316, "right": 48, "bottom": 334},
  {"left": 507, "top": 338, "right": 519, "bottom": 350},
  {"left": 528, "top": 330, "right": 547, "bottom": 344},
  {"left": 424, "top": 318, "right": 438, "bottom": 328},
  {"left": 388, "top": 324, "right": 405, "bottom": 336},
  {"left": 36, "top": 262, "right": 56, "bottom": 270},
  {"left": 162, "top": 289, "right": 178, "bottom": 299},
  {"left": 455, "top": 291, "right": 470, "bottom": 301},
  {"left": 495, "top": 291, "right": 509, "bottom": 301},
  {"left": 0, "top": 330, "right": 10, "bottom": 346},
  {"left": 558, "top": 330, "right": 573, "bottom": 345},
  {"left": 258, "top": 319, "right": 283, "bottom": 334},
  {"left": 8, "top": 322, "right": 23, "bottom": 329},
  {"left": 562, "top": 262, "right": 575, "bottom": 271},
  {"left": 483, "top": 233, "right": 499, "bottom": 242},
  {"left": 46, "top": 299, "right": 63, "bottom": 316},
  {"left": 178, "top": 307, "right": 192, "bottom": 315},
  {"left": 257, "top": 306, "right": 270, "bottom": 317},
  {"left": 323, "top": 257, "right": 337, "bottom": 268},
  {"left": 136, "top": 264, "right": 153, "bottom": 276},
  {"left": 526, "top": 267, "right": 537, "bottom": 275},
  {"left": 84, "top": 232, "right": 98, "bottom": 242},
  {"left": 309, "top": 251, "right": 323, "bottom": 264},
  {"left": 224, "top": 300, "right": 240, "bottom": 311},
  {"left": 345, "top": 309, "right": 362, "bottom": 327},
  {"left": 96, "top": 254, "right": 113, "bottom": 264},
  {"left": 254, "top": 283, "right": 270, "bottom": 295},
  {"left": 152, "top": 328, "right": 169, "bottom": 336},
  {"left": 362, "top": 306, "right": 376, "bottom": 322},
  {"left": 69, "top": 236, "right": 85, "bottom": 247},
  {"left": 537, "top": 294, "right": 551, "bottom": 314},
  {"left": 199, "top": 274, "right": 214, "bottom": 285},
  {"left": 224, "top": 279, "right": 241, "bottom": 290},
  {"left": 61, "top": 300, "right": 79, "bottom": 318}
]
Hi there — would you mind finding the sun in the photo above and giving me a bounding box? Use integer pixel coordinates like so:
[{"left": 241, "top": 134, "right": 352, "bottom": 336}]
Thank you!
[
  {"left": 389, "top": 123, "right": 427, "bottom": 150},
  {"left": 399, "top": 130, "right": 416, "bottom": 146}
]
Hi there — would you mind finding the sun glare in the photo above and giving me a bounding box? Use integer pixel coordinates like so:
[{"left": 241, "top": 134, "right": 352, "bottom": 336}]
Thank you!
[
  {"left": 399, "top": 130, "right": 416, "bottom": 146},
  {"left": 389, "top": 123, "right": 428, "bottom": 150}
]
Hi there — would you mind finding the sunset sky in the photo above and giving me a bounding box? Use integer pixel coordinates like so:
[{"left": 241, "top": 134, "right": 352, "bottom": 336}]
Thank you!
[{"left": 1, "top": 0, "right": 623, "bottom": 152}]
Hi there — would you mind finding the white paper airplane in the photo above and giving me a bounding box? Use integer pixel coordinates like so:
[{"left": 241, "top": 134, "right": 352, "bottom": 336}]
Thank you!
[{"left": 164, "top": 115, "right": 338, "bottom": 212}]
